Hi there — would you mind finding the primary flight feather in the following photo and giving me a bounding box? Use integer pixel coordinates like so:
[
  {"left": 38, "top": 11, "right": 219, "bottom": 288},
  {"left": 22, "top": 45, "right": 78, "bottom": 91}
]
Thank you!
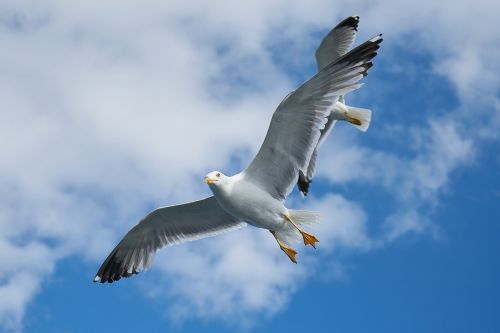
[{"left": 94, "top": 17, "right": 382, "bottom": 283}]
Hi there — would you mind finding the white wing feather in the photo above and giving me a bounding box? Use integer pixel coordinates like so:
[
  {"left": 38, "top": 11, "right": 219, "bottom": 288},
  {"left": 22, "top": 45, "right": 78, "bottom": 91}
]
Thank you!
[{"left": 94, "top": 196, "right": 244, "bottom": 283}]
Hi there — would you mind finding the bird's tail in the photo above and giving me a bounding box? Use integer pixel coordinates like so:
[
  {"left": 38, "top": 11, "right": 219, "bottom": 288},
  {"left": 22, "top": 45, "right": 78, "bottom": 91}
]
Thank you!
[
  {"left": 289, "top": 210, "right": 321, "bottom": 225},
  {"left": 337, "top": 102, "right": 372, "bottom": 132},
  {"left": 275, "top": 210, "right": 320, "bottom": 245}
]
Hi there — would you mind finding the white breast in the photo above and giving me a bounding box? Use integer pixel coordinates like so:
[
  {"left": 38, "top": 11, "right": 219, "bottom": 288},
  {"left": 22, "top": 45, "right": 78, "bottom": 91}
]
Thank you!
[{"left": 210, "top": 173, "right": 287, "bottom": 230}]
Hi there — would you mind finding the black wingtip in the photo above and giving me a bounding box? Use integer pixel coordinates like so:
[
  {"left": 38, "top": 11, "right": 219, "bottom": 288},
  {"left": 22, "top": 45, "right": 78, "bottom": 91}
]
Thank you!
[
  {"left": 93, "top": 246, "right": 141, "bottom": 284},
  {"left": 297, "top": 172, "right": 311, "bottom": 196},
  {"left": 338, "top": 33, "right": 383, "bottom": 66},
  {"left": 361, "top": 62, "right": 374, "bottom": 77},
  {"left": 335, "top": 15, "right": 360, "bottom": 31}
]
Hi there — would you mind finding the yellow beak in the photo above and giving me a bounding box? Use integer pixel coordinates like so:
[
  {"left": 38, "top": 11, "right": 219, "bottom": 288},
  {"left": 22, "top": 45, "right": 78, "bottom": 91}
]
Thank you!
[{"left": 204, "top": 176, "right": 216, "bottom": 185}]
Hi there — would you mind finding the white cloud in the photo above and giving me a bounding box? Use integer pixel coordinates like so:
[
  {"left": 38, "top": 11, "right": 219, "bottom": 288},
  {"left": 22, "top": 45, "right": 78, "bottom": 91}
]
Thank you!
[
  {"left": 304, "top": 194, "right": 371, "bottom": 252},
  {"left": 0, "top": 0, "right": 499, "bottom": 330},
  {"left": 0, "top": 241, "right": 56, "bottom": 331},
  {"left": 382, "top": 209, "right": 438, "bottom": 242},
  {"left": 316, "top": 116, "right": 475, "bottom": 241}
]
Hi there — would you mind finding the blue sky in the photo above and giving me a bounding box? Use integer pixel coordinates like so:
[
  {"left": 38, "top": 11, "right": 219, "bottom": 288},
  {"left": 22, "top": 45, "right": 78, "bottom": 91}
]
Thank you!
[{"left": 1, "top": 1, "right": 499, "bottom": 332}]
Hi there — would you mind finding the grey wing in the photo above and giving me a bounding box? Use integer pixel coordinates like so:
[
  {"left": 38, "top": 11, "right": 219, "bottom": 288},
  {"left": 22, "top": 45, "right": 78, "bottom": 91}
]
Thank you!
[
  {"left": 315, "top": 16, "right": 359, "bottom": 71},
  {"left": 94, "top": 196, "right": 245, "bottom": 283},
  {"left": 244, "top": 35, "right": 382, "bottom": 200},
  {"left": 298, "top": 117, "right": 337, "bottom": 195},
  {"left": 299, "top": 16, "right": 361, "bottom": 195}
]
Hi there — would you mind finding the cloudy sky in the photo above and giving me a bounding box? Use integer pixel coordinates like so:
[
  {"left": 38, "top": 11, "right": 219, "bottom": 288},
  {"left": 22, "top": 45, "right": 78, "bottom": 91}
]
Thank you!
[{"left": 1, "top": 0, "right": 499, "bottom": 332}]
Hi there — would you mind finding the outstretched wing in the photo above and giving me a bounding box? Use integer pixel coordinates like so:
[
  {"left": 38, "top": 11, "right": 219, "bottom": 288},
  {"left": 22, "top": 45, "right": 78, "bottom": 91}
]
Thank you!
[
  {"left": 298, "top": 16, "right": 362, "bottom": 196},
  {"left": 243, "top": 35, "right": 382, "bottom": 200},
  {"left": 94, "top": 196, "right": 244, "bottom": 283},
  {"left": 315, "top": 16, "right": 359, "bottom": 71}
]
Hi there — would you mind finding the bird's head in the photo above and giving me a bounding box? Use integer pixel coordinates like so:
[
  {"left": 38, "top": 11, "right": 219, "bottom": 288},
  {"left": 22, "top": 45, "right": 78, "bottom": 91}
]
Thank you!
[{"left": 204, "top": 171, "right": 225, "bottom": 186}]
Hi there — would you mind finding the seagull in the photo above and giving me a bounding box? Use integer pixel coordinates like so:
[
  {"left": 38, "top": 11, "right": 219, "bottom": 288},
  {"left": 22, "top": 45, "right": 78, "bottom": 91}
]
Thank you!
[{"left": 94, "top": 17, "right": 382, "bottom": 283}]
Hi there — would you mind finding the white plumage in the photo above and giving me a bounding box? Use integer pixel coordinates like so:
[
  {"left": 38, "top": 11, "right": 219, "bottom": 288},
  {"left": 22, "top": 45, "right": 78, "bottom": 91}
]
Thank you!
[{"left": 94, "top": 17, "right": 382, "bottom": 283}]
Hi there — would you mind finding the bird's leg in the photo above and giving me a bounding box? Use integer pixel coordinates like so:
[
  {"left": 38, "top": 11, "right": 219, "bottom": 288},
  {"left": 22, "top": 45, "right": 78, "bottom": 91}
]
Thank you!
[
  {"left": 344, "top": 112, "right": 362, "bottom": 126},
  {"left": 270, "top": 230, "right": 297, "bottom": 264},
  {"left": 283, "top": 213, "right": 319, "bottom": 248}
]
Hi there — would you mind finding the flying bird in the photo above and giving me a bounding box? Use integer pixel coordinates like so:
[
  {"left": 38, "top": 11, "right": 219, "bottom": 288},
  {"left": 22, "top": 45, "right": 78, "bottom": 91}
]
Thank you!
[{"left": 94, "top": 16, "right": 382, "bottom": 283}]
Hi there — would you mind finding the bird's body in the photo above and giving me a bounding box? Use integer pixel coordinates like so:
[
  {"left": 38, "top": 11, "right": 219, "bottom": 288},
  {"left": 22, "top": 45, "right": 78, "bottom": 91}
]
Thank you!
[
  {"left": 207, "top": 172, "right": 287, "bottom": 231},
  {"left": 94, "top": 16, "right": 383, "bottom": 283}
]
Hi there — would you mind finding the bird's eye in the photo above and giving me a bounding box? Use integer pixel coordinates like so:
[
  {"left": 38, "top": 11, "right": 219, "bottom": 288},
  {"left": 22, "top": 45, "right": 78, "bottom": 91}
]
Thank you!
[{"left": 216, "top": 173, "right": 221, "bottom": 177}]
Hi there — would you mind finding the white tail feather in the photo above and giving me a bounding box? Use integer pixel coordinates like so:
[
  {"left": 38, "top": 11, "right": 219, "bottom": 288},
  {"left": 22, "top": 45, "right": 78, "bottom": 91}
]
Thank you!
[
  {"left": 345, "top": 105, "right": 371, "bottom": 132},
  {"left": 289, "top": 210, "right": 321, "bottom": 225},
  {"left": 275, "top": 210, "right": 321, "bottom": 245}
]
